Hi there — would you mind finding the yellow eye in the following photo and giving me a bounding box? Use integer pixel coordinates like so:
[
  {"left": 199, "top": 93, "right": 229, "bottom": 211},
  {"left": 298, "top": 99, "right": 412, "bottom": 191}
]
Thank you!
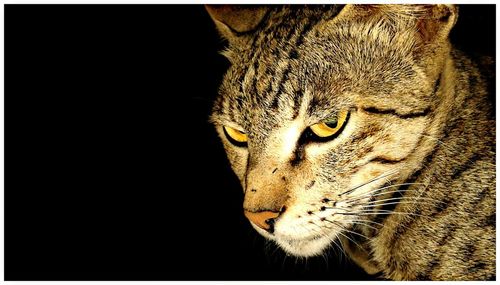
[
  {"left": 223, "top": 125, "right": 248, "bottom": 146},
  {"left": 310, "top": 110, "right": 349, "bottom": 138}
]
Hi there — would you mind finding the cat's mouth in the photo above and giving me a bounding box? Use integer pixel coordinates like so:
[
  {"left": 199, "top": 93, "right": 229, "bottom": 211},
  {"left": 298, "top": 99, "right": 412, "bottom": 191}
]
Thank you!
[{"left": 249, "top": 216, "right": 340, "bottom": 257}]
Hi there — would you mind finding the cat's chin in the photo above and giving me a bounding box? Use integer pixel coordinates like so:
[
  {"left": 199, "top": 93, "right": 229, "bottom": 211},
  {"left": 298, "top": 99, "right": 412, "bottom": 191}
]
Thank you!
[
  {"left": 253, "top": 226, "right": 331, "bottom": 257},
  {"left": 274, "top": 235, "right": 331, "bottom": 257}
]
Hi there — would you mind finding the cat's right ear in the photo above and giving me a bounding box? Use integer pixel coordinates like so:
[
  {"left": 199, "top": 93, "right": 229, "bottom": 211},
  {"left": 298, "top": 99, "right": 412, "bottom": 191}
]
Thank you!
[{"left": 205, "top": 5, "right": 268, "bottom": 44}]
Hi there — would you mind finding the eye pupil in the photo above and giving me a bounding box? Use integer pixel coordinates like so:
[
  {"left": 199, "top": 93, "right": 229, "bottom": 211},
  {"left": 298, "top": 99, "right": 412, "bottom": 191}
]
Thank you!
[
  {"left": 325, "top": 120, "right": 338, "bottom": 129},
  {"left": 307, "top": 110, "right": 350, "bottom": 142}
]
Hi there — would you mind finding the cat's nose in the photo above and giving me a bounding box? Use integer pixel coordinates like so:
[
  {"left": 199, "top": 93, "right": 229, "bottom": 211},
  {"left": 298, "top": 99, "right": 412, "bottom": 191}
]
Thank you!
[{"left": 244, "top": 207, "right": 285, "bottom": 233}]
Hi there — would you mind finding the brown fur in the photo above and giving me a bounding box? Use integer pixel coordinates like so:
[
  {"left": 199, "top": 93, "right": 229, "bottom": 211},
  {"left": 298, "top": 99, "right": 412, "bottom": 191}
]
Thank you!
[{"left": 207, "top": 5, "right": 495, "bottom": 280}]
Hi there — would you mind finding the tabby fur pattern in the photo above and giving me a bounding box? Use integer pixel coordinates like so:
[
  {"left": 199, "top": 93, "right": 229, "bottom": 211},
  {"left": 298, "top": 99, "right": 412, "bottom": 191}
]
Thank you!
[{"left": 207, "top": 5, "right": 495, "bottom": 280}]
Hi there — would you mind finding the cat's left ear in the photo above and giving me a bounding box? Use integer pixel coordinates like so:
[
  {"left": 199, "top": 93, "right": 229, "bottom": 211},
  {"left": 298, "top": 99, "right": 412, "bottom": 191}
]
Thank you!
[{"left": 205, "top": 5, "right": 268, "bottom": 44}]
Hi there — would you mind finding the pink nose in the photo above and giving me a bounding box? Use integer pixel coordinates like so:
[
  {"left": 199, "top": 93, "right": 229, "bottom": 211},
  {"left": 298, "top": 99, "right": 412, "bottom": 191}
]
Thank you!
[{"left": 244, "top": 207, "right": 285, "bottom": 232}]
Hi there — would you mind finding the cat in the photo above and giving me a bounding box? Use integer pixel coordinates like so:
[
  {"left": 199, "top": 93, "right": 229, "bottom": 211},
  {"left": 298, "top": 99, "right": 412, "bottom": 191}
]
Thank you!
[{"left": 206, "top": 4, "right": 495, "bottom": 280}]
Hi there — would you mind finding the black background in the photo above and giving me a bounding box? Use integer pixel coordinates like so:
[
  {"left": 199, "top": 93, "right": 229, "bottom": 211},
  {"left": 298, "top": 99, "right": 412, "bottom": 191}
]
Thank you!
[{"left": 5, "top": 4, "right": 495, "bottom": 281}]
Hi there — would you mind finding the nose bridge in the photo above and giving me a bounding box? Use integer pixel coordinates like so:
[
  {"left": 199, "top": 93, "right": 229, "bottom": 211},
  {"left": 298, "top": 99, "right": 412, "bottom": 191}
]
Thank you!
[
  {"left": 243, "top": 155, "right": 289, "bottom": 212},
  {"left": 247, "top": 121, "right": 302, "bottom": 169},
  {"left": 242, "top": 123, "right": 305, "bottom": 232},
  {"left": 243, "top": 122, "right": 303, "bottom": 213}
]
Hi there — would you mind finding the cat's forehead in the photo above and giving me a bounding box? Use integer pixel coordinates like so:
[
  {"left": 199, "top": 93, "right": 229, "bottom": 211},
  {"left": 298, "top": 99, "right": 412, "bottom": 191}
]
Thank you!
[
  {"left": 213, "top": 64, "right": 351, "bottom": 135},
  {"left": 213, "top": 6, "right": 424, "bottom": 131}
]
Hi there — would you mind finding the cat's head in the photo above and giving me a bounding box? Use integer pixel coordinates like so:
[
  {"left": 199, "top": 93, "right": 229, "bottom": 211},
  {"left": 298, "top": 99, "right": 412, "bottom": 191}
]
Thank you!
[{"left": 208, "top": 5, "right": 457, "bottom": 257}]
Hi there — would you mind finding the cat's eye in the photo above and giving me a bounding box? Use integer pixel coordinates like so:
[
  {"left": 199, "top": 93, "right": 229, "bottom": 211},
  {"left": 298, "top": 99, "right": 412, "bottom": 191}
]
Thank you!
[
  {"left": 310, "top": 110, "right": 349, "bottom": 138},
  {"left": 223, "top": 126, "right": 248, "bottom": 147}
]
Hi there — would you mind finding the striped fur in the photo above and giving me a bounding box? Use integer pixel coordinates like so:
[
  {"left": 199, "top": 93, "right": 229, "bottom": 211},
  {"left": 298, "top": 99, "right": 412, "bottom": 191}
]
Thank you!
[{"left": 208, "top": 5, "right": 495, "bottom": 280}]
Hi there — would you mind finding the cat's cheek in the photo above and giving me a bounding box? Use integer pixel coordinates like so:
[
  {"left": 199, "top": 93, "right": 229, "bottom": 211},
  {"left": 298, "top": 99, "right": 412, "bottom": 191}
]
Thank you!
[
  {"left": 223, "top": 145, "right": 248, "bottom": 182},
  {"left": 348, "top": 164, "right": 397, "bottom": 196}
]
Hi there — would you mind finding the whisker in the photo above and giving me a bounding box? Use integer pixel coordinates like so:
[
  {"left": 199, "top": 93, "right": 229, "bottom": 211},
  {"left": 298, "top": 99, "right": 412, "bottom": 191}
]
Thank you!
[
  {"left": 357, "top": 201, "right": 437, "bottom": 209},
  {"left": 326, "top": 199, "right": 437, "bottom": 213},
  {"left": 337, "top": 230, "right": 367, "bottom": 252},
  {"left": 336, "top": 210, "right": 432, "bottom": 219},
  {"left": 338, "top": 168, "right": 399, "bottom": 196},
  {"left": 327, "top": 219, "right": 372, "bottom": 253},
  {"left": 348, "top": 220, "right": 379, "bottom": 231},
  {"left": 358, "top": 195, "right": 441, "bottom": 205},
  {"left": 336, "top": 224, "right": 371, "bottom": 241},
  {"left": 340, "top": 183, "right": 427, "bottom": 204},
  {"left": 349, "top": 218, "right": 385, "bottom": 228},
  {"left": 321, "top": 217, "right": 371, "bottom": 240},
  {"left": 308, "top": 222, "right": 347, "bottom": 259},
  {"left": 319, "top": 219, "right": 366, "bottom": 251}
]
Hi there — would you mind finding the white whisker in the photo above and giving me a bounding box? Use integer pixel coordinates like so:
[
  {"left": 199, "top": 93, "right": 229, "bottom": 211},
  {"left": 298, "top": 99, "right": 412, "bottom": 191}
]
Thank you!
[
  {"left": 338, "top": 168, "right": 400, "bottom": 196},
  {"left": 337, "top": 210, "right": 431, "bottom": 219},
  {"left": 340, "top": 182, "right": 426, "bottom": 204}
]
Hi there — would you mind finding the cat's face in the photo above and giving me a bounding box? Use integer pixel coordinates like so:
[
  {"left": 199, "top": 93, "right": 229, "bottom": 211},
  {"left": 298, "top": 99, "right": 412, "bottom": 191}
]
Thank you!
[{"left": 209, "top": 5, "right": 454, "bottom": 257}]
